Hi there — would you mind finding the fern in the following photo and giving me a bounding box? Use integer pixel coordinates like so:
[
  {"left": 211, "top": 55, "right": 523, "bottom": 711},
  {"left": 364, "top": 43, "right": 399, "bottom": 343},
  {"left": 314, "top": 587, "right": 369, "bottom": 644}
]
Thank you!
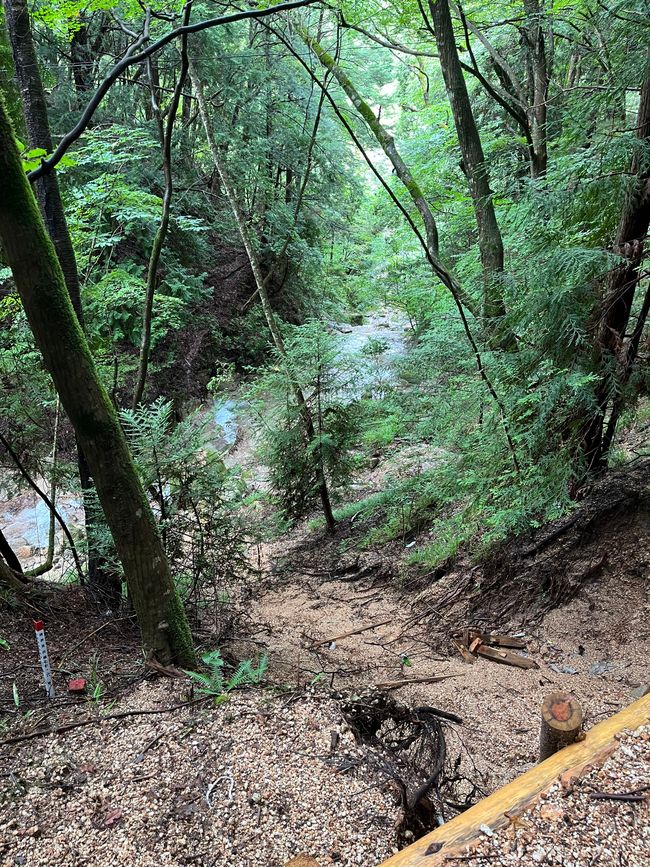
[{"left": 185, "top": 649, "right": 268, "bottom": 704}]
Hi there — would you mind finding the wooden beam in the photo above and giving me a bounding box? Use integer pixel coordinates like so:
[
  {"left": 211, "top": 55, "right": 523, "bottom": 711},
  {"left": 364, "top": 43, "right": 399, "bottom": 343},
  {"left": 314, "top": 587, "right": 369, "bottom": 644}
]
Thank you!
[{"left": 378, "top": 693, "right": 650, "bottom": 866}]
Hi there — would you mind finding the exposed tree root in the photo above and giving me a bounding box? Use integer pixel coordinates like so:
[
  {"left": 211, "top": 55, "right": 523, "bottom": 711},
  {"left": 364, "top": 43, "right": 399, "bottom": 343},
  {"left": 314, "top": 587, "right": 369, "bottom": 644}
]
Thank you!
[
  {"left": 338, "top": 689, "right": 485, "bottom": 842},
  {"left": 470, "top": 459, "right": 650, "bottom": 622}
]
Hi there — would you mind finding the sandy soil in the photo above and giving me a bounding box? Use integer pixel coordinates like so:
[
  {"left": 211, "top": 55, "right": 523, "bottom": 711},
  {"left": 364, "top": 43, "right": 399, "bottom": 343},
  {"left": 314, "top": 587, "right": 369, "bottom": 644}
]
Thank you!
[{"left": 248, "top": 533, "right": 650, "bottom": 799}]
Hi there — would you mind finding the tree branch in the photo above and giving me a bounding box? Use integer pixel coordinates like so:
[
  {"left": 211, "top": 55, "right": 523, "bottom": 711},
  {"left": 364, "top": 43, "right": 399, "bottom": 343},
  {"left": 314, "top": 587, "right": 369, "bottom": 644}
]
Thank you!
[{"left": 27, "top": 0, "right": 320, "bottom": 181}]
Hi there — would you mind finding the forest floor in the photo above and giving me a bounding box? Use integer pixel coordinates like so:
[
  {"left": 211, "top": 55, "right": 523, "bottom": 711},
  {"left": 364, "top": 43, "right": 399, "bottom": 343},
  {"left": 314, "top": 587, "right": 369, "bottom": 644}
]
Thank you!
[{"left": 1, "top": 455, "right": 649, "bottom": 866}]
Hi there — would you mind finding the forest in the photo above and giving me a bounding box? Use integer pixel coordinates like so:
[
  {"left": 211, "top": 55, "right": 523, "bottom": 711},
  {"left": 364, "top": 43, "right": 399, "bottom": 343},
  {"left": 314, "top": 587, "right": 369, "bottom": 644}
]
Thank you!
[{"left": 0, "top": 1, "right": 648, "bottom": 865}]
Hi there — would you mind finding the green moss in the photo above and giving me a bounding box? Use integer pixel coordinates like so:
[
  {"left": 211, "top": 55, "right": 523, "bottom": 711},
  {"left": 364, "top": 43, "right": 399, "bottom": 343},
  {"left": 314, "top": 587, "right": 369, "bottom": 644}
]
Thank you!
[{"left": 165, "top": 591, "right": 196, "bottom": 668}]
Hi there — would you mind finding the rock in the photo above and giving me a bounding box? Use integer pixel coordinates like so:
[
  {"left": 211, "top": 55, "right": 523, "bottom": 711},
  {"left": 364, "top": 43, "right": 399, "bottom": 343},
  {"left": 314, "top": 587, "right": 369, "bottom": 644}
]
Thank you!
[
  {"left": 349, "top": 313, "right": 364, "bottom": 326},
  {"left": 630, "top": 684, "right": 649, "bottom": 700},
  {"left": 549, "top": 663, "right": 578, "bottom": 675},
  {"left": 539, "top": 803, "right": 564, "bottom": 822},
  {"left": 589, "top": 660, "right": 616, "bottom": 676},
  {"left": 531, "top": 848, "right": 547, "bottom": 863}
]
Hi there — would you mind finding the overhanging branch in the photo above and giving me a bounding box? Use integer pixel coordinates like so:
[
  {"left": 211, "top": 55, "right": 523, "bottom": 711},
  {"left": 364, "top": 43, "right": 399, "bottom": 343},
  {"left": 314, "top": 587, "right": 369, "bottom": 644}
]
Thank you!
[{"left": 27, "top": 0, "right": 320, "bottom": 181}]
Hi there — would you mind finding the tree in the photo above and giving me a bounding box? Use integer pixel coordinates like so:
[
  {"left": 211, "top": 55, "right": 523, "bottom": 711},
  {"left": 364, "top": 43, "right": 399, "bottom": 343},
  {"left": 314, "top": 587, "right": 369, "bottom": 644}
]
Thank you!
[
  {"left": 424, "top": 0, "right": 506, "bottom": 320},
  {"left": 132, "top": 1, "right": 191, "bottom": 409},
  {"left": 582, "top": 56, "right": 650, "bottom": 469},
  {"left": 0, "top": 98, "right": 195, "bottom": 667},
  {"left": 4, "top": 0, "right": 115, "bottom": 598},
  {"left": 189, "top": 59, "right": 337, "bottom": 532}
]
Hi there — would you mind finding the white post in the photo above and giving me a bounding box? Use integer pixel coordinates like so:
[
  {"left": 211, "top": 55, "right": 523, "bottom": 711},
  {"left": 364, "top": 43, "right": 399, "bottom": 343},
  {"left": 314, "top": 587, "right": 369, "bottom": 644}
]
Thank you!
[{"left": 34, "top": 620, "right": 55, "bottom": 699}]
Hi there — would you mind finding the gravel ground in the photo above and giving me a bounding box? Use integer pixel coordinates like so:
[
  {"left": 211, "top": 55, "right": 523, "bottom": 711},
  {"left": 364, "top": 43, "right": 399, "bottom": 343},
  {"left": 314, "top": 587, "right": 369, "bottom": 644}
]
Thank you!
[
  {"left": 0, "top": 683, "right": 400, "bottom": 867},
  {"left": 446, "top": 724, "right": 650, "bottom": 866}
]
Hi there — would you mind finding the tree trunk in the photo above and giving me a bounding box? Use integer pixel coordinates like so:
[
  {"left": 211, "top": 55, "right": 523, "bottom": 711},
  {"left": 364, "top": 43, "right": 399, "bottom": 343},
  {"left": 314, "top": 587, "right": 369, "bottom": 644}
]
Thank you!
[
  {"left": 0, "top": 101, "right": 195, "bottom": 667},
  {"left": 189, "top": 61, "right": 337, "bottom": 533},
  {"left": 0, "top": 555, "right": 29, "bottom": 594},
  {"left": 427, "top": 0, "right": 505, "bottom": 320},
  {"left": 4, "top": 0, "right": 114, "bottom": 598},
  {"left": 539, "top": 692, "right": 583, "bottom": 761},
  {"left": 132, "top": 2, "right": 191, "bottom": 409},
  {"left": 0, "top": 528, "right": 23, "bottom": 574},
  {"left": 582, "top": 57, "right": 650, "bottom": 470},
  {"left": 70, "top": 23, "right": 92, "bottom": 99},
  {"left": 522, "top": 0, "right": 550, "bottom": 178}
]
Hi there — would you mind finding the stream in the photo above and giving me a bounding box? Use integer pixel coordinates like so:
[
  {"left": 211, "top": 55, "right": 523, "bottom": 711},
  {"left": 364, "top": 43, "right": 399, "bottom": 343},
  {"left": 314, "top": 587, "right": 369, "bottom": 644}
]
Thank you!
[{"left": 0, "top": 309, "right": 409, "bottom": 572}]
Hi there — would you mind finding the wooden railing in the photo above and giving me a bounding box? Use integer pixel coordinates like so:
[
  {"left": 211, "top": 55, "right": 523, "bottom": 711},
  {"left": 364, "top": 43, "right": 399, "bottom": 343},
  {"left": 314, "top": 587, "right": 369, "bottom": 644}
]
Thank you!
[{"left": 378, "top": 693, "right": 650, "bottom": 866}]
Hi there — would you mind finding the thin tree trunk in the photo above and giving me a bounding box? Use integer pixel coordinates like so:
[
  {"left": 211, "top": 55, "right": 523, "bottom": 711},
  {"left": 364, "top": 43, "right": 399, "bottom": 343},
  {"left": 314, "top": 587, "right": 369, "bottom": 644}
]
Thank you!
[
  {"left": 582, "top": 56, "right": 650, "bottom": 470},
  {"left": 522, "top": 0, "right": 550, "bottom": 178},
  {"left": 427, "top": 0, "right": 505, "bottom": 321},
  {"left": 4, "top": 0, "right": 112, "bottom": 597},
  {"left": 0, "top": 101, "right": 195, "bottom": 667},
  {"left": 0, "top": 528, "right": 23, "bottom": 574},
  {"left": 0, "top": 431, "right": 83, "bottom": 580},
  {"left": 132, "top": 2, "right": 191, "bottom": 409},
  {"left": 297, "top": 24, "right": 440, "bottom": 264},
  {"left": 189, "top": 61, "right": 337, "bottom": 533}
]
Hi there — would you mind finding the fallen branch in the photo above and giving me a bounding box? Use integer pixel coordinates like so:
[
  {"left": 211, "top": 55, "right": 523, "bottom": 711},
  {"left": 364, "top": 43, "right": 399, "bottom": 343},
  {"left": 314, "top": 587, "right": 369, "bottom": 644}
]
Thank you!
[
  {"left": 589, "top": 785, "right": 650, "bottom": 802},
  {"left": 375, "top": 674, "right": 461, "bottom": 690},
  {"left": 0, "top": 697, "right": 209, "bottom": 747},
  {"left": 310, "top": 618, "right": 392, "bottom": 648}
]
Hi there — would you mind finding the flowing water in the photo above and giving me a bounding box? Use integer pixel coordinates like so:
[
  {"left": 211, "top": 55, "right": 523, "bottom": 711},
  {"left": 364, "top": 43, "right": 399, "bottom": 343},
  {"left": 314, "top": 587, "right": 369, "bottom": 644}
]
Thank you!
[{"left": 1, "top": 310, "right": 409, "bottom": 572}]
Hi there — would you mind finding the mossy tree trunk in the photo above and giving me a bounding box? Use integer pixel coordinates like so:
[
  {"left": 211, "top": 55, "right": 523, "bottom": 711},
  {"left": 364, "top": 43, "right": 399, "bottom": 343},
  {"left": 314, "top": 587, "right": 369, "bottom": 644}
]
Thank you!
[
  {"left": 4, "top": 0, "right": 119, "bottom": 600},
  {"left": 0, "top": 100, "right": 195, "bottom": 667}
]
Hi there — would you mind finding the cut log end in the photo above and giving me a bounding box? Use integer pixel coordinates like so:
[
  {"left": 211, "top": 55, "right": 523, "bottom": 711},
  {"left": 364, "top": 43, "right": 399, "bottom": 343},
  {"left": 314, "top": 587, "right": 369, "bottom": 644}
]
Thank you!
[{"left": 539, "top": 692, "right": 583, "bottom": 762}]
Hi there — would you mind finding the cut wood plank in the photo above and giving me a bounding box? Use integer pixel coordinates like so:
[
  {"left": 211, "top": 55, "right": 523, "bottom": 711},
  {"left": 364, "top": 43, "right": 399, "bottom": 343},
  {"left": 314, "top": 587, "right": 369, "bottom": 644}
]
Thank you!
[
  {"left": 378, "top": 693, "right": 650, "bottom": 866},
  {"left": 309, "top": 618, "right": 392, "bottom": 648},
  {"left": 484, "top": 633, "right": 526, "bottom": 649},
  {"left": 476, "top": 645, "right": 539, "bottom": 669},
  {"left": 451, "top": 639, "right": 476, "bottom": 664},
  {"left": 375, "top": 674, "right": 461, "bottom": 690}
]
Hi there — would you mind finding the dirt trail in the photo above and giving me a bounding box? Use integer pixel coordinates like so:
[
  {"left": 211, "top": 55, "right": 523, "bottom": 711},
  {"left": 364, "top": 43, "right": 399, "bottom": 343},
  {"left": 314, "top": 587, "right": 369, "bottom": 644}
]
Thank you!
[{"left": 249, "top": 528, "right": 650, "bottom": 797}]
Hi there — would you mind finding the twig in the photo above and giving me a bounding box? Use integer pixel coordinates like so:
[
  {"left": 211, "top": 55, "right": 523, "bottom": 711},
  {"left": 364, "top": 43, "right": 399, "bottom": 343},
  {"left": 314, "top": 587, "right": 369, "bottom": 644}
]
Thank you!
[
  {"left": 58, "top": 616, "right": 134, "bottom": 665},
  {"left": 589, "top": 785, "right": 650, "bottom": 802},
  {"left": 309, "top": 618, "right": 392, "bottom": 648},
  {"left": 375, "top": 674, "right": 461, "bottom": 690},
  {"left": 0, "top": 697, "right": 211, "bottom": 747},
  {"left": 206, "top": 769, "right": 234, "bottom": 807}
]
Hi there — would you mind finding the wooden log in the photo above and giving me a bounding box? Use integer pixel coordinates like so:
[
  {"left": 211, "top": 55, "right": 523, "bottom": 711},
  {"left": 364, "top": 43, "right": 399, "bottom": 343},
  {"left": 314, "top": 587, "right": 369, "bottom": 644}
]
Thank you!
[
  {"left": 539, "top": 692, "right": 583, "bottom": 762},
  {"left": 451, "top": 638, "right": 476, "bottom": 664},
  {"left": 377, "top": 693, "right": 650, "bottom": 866},
  {"left": 476, "top": 645, "right": 539, "bottom": 669},
  {"left": 483, "top": 633, "right": 526, "bottom": 649}
]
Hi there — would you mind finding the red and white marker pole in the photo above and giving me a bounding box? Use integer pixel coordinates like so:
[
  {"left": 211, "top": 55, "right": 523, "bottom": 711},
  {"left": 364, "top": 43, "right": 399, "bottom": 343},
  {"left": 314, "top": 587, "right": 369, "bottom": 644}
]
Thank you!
[{"left": 33, "top": 620, "right": 55, "bottom": 699}]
